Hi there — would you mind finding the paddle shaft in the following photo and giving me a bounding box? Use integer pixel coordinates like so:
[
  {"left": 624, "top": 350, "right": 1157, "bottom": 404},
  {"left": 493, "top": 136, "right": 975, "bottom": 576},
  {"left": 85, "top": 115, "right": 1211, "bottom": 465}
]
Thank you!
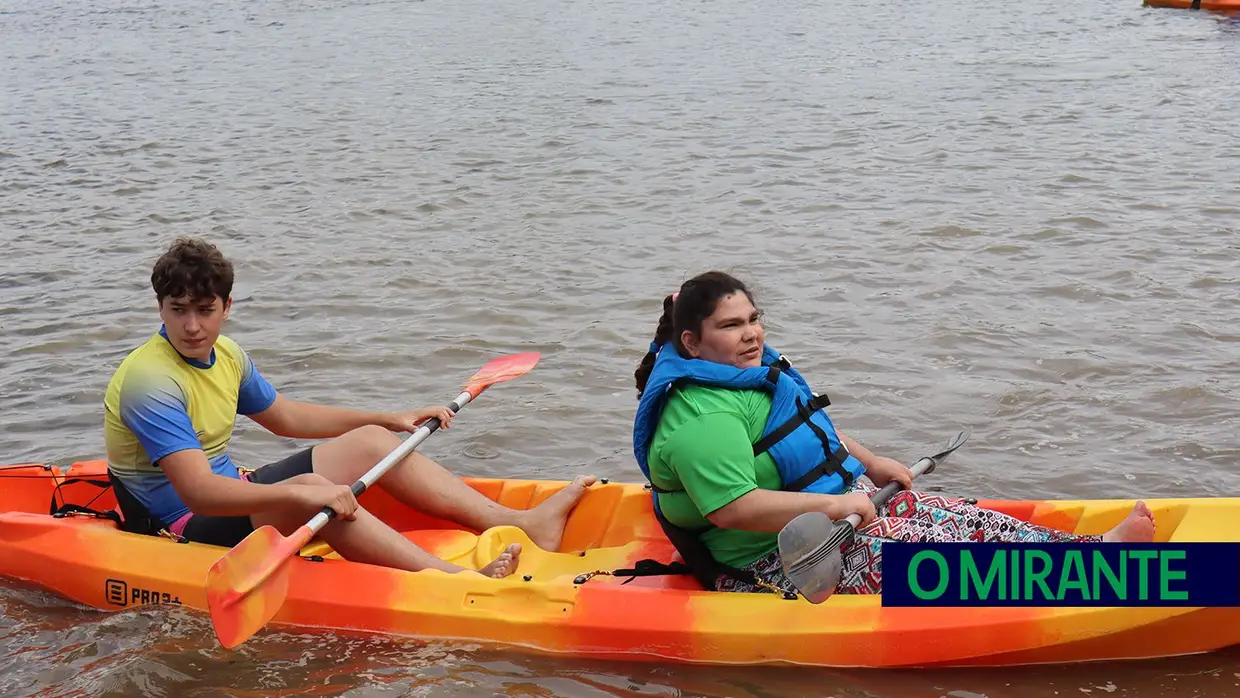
[
  {"left": 823, "top": 430, "right": 970, "bottom": 549},
  {"left": 789, "top": 454, "right": 941, "bottom": 572},
  {"left": 838, "top": 454, "right": 937, "bottom": 531},
  {"left": 302, "top": 389, "right": 474, "bottom": 536},
  {"left": 772, "top": 453, "right": 931, "bottom": 576}
]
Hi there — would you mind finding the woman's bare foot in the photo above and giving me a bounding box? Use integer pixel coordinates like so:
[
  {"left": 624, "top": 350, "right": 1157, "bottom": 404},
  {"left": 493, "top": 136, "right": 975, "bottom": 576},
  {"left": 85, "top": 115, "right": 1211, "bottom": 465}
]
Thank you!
[
  {"left": 1102, "top": 501, "right": 1156, "bottom": 542},
  {"left": 522, "top": 475, "right": 598, "bottom": 551},
  {"left": 476, "top": 543, "right": 522, "bottom": 578}
]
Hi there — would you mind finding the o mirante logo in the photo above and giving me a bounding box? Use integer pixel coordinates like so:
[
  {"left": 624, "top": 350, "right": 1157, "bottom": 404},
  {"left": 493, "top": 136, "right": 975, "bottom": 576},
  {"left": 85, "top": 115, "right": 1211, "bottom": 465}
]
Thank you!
[{"left": 881, "top": 542, "right": 1240, "bottom": 607}]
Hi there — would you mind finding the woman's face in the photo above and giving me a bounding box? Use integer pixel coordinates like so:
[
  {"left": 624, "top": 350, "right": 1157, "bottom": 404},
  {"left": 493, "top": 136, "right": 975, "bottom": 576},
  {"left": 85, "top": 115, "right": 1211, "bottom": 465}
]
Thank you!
[{"left": 681, "top": 292, "right": 765, "bottom": 368}]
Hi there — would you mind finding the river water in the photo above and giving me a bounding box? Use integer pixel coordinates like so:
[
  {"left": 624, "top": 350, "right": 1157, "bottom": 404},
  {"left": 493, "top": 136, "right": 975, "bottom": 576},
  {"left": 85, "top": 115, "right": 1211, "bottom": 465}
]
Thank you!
[{"left": 3, "top": 0, "right": 1240, "bottom": 695}]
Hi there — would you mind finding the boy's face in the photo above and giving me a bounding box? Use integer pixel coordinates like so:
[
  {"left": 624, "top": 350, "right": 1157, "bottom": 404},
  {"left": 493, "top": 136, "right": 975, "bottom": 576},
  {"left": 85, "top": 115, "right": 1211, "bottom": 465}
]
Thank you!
[{"left": 159, "top": 294, "right": 231, "bottom": 361}]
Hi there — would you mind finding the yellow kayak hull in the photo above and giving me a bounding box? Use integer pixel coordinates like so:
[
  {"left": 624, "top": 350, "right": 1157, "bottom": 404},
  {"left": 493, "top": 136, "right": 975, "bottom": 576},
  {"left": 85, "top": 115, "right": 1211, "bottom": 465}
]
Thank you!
[{"left": 1, "top": 460, "right": 1238, "bottom": 667}]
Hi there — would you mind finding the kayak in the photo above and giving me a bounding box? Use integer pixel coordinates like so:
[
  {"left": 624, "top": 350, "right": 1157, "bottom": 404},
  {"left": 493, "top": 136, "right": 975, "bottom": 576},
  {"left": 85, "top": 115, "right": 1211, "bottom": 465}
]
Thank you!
[
  {"left": 1144, "top": 0, "right": 1240, "bottom": 10},
  {"left": 2, "top": 459, "right": 1239, "bottom": 668}
]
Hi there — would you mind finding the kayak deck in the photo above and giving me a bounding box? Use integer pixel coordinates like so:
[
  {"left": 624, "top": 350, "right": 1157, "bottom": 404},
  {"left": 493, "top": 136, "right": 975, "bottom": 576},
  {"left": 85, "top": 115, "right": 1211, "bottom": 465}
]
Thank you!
[{"left": 2, "top": 459, "right": 1239, "bottom": 668}]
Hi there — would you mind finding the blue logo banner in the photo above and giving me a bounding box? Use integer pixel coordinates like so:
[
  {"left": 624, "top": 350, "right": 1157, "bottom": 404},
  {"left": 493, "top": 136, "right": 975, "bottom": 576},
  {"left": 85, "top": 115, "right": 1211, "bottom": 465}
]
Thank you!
[{"left": 881, "top": 542, "right": 1240, "bottom": 607}]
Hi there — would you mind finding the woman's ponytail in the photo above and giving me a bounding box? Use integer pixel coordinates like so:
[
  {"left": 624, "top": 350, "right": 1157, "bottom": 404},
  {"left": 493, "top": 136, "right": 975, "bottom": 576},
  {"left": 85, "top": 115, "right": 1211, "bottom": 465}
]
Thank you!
[{"left": 634, "top": 294, "right": 676, "bottom": 398}]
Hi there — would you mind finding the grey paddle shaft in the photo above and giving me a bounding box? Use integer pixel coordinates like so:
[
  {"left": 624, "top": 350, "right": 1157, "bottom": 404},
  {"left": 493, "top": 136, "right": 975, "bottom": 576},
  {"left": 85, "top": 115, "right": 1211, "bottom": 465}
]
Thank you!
[
  {"left": 839, "top": 429, "right": 971, "bottom": 530},
  {"left": 305, "top": 389, "right": 475, "bottom": 534},
  {"left": 839, "top": 454, "right": 937, "bottom": 529}
]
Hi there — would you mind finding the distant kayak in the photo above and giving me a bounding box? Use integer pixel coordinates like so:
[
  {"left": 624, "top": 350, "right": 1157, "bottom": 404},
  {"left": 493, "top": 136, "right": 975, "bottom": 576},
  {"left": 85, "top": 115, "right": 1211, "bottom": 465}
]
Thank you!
[
  {"left": 1145, "top": 0, "right": 1240, "bottom": 10},
  {"left": 2, "top": 459, "right": 1240, "bottom": 668}
]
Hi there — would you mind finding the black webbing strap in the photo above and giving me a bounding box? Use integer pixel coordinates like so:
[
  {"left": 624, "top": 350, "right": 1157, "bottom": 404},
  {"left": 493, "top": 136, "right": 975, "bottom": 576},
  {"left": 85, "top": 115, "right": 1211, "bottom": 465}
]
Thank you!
[{"left": 752, "top": 393, "right": 832, "bottom": 456}]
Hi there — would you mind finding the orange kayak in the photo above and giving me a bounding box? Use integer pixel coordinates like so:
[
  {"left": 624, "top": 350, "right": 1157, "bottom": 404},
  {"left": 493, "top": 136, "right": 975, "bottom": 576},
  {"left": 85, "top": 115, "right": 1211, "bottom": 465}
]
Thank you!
[
  {"left": 1144, "top": 0, "right": 1240, "bottom": 10},
  {"left": 2, "top": 459, "right": 1239, "bottom": 668}
]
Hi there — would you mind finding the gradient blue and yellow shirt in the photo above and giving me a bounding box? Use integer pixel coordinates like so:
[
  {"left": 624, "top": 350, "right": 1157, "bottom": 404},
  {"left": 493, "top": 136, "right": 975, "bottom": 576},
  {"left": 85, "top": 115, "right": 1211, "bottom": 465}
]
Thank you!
[{"left": 103, "top": 327, "right": 278, "bottom": 525}]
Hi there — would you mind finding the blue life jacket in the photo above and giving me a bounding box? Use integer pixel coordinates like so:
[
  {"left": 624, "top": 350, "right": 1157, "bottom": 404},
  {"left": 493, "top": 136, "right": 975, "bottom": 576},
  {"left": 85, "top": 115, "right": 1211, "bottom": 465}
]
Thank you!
[
  {"left": 634, "top": 341, "right": 866, "bottom": 498},
  {"left": 631, "top": 341, "right": 868, "bottom": 591}
]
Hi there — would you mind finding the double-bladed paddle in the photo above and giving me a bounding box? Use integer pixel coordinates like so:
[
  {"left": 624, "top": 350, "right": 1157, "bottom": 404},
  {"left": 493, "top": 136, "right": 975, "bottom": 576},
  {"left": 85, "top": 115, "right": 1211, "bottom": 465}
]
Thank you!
[
  {"left": 777, "top": 429, "right": 972, "bottom": 604},
  {"left": 205, "top": 352, "right": 541, "bottom": 649}
]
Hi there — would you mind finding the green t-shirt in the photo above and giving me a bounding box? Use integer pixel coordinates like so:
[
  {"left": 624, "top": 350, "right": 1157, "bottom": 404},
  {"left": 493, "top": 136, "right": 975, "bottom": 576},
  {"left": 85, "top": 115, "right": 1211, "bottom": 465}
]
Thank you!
[{"left": 646, "top": 383, "right": 782, "bottom": 568}]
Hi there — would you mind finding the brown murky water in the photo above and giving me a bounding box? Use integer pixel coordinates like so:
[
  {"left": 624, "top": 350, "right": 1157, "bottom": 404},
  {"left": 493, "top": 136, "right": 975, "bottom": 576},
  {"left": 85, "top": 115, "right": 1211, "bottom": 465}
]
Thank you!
[{"left": 3, "top": 0, "right": 1239, "bottom": 694}]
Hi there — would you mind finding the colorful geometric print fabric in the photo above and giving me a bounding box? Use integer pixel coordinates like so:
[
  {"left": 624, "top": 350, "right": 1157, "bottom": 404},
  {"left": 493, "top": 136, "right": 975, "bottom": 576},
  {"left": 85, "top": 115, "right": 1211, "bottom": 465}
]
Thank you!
[{"left": 715, "top": 481, "right": 1102, "bottom": 595}]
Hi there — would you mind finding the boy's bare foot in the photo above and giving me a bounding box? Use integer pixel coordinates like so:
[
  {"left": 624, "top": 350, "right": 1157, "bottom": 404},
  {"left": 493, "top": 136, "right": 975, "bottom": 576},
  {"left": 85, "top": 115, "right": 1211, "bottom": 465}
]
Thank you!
[
  {"left": 477, "top": 543, "right": 522, "bottom": 578},
  {"left": 523, "top": 475, "right": 597, "bottom": 551}
]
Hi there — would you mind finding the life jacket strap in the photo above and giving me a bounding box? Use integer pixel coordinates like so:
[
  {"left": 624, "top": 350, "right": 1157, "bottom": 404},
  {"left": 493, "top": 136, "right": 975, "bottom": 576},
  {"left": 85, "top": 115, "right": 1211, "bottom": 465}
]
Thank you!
[
  {"left": 752, "top": 393, "right": 832, "bottom": 456},
  {"left": 574, "top": 510, "right": 797, "bottom": 598},
  {"left": 782, "top": 443, "right": 853, "bottom": 492},
  {"left": 612, "top": 558, "right": 695, "bottom": 581},
  {"left": 651, "top": 504, "right": 759, "bottom": 590},
  {"left": 790, "top": 396, "right": 855, "bottom": 491}
]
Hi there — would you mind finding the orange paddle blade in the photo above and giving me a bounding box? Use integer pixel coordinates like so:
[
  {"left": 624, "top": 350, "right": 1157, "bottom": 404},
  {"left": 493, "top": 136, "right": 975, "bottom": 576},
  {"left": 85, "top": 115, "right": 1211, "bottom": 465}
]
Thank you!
[
  {"left": 463, "top": 352, "right": 540, "bottom": 397},
  {"left": 205, "top": 353, "right": 539, "bottom": 650},
  {"left": 205, "top": 524, "right": 310, "bottom": 649}
]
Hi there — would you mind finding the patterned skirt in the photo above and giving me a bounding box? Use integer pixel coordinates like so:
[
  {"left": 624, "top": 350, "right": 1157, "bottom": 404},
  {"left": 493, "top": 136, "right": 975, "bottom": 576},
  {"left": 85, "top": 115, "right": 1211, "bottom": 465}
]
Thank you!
[{"left": 714, "top": 481, "right": 1102, "bottom": 595}]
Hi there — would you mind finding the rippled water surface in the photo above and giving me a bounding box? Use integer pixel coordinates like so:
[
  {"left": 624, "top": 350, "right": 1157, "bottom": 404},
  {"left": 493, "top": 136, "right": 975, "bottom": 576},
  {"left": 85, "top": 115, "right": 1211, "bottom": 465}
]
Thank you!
[{"left": 3, "top": 0, "right": 1240, "bottom": 694}]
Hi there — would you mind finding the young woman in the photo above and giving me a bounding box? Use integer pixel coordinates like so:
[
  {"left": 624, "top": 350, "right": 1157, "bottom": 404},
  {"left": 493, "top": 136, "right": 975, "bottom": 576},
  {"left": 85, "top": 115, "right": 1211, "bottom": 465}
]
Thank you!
[{"left": 632, "top": 271, "right": 1156, "bottom": 595}]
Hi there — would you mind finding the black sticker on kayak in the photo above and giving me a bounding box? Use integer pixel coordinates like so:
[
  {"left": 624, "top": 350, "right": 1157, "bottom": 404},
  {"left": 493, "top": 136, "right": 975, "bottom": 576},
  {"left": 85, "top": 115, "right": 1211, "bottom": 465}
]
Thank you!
[
  {"left": 103, "top": 579, "right": 182, "bottom": 607},
  {"left": 132, "top": 587, "right": 182, "bottom": 606},
  {"left": 105, "top": 579, "right": 128, "bottom": 607}
]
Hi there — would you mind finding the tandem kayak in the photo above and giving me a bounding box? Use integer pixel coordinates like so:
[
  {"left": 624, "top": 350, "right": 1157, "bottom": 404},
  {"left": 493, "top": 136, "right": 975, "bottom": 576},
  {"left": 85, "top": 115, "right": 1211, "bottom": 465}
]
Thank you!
[
  {"left": 2, "top": 459, "right": 1239, "bottom": 668},
  {"left": 1145, "top": 0, "right": 1240, "bottom": 10}
]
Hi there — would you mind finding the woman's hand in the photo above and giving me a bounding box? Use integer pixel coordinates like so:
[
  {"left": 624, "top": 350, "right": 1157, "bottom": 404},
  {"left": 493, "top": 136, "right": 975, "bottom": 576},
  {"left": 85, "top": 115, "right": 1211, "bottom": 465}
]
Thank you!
[
  {"left": 864, "top": 456, "right": 913, "bottom": 490},
  {"left": 383, "top": 406, "right": 456, "bottom": 432},
  {"left": 832, "top": 491, "right": 877, "bottom": 527}
]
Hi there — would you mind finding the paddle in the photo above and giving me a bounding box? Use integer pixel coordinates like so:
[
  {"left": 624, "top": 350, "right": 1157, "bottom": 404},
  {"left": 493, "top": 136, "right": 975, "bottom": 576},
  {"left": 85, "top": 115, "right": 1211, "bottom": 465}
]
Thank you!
[
  {"left": 205, "top": 351, "right": 542, "bottom": 649},
  {"left": 776, "top": 429, "right": 971, "bottom": 604}
]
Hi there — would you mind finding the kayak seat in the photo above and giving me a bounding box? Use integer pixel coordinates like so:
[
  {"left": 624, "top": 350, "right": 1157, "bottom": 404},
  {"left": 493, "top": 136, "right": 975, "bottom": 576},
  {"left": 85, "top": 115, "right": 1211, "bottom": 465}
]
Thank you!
[
  {"left": 299, "top": 525, "right": 707, "bottom": 590},
  {"left": 46, "top": 461, "right": 125, "bottom": 530}
]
